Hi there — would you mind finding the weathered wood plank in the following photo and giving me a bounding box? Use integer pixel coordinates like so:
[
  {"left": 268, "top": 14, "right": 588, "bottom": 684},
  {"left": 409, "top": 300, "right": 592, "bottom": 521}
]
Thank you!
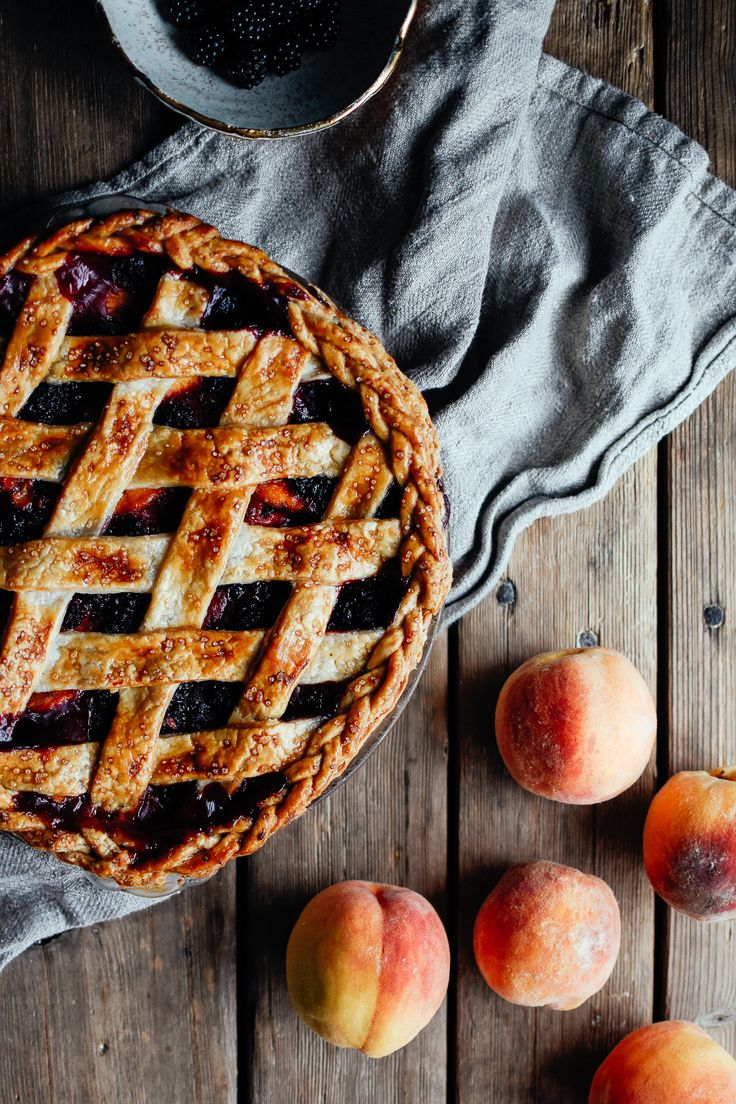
[
  {"left": 245, "top": 635, "right": 449, "bottom": 1104},
  {"left": 662, "top": 0, "right": 736, "bottom": 1047},
  {"left": 665, "top": 396, "right": 736, "bottom": 1047},
  {"left": 546, "top": 0, "right": 654, "bottom": 102},
  {"left": 0, "top": 1, "right": 172, "bottom": 211},
  {"left": 0, "top": 7, "right": 235, "bottom": 1104},
  {"left": 0, "top": 879, "right": 237, "bottom": 1104},
  {"left": 455, "top": 459, "right": 658, "bottom": 1103},
  {"left": 456, "top": 6, "right": 658, "bottom": 1100}
]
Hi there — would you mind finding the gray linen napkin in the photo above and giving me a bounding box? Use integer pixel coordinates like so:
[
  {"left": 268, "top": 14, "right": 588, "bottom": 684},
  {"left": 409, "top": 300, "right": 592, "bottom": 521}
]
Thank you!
[{"left": 5, "top": 0, "right": 736, "bottom": 965}]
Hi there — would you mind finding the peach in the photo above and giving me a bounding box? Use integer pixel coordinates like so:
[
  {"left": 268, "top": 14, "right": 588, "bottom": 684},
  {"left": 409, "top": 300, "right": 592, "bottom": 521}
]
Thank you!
[
  {"left": 495, "top": 647, "right": 656, "bottom": 804},
  {"left": 589, "top": 1020, "right": 736, "bottom": 1102},
  {"left": 472, "top": 860, "right": 621, "bottom": 1010},
  {"left": 644, "top": 768, "right": 736, "bottom": 920},
  {"left": 285, "top": 880, "right": 450, "bottom": 1058}
]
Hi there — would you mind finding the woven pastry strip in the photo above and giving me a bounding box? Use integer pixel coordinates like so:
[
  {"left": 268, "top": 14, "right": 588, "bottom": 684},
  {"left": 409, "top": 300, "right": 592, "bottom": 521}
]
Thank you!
[
  {"left": 0, "top": 378, "right": 172, "bottom": 715},
  {"left": 0, "top": 209, "right": 451, "bottom": 886},
  {"left": 91, "top": 279, "right": 306, "bottom": 813},
  {"left": 231, "top": 434, "right": 393, "bottom": 723},
  {"left": 0, "top": 420, "right": 350, "bottom": 484},
  {"left": 0, "top": 520, "right": 401, "bottom": 591}
]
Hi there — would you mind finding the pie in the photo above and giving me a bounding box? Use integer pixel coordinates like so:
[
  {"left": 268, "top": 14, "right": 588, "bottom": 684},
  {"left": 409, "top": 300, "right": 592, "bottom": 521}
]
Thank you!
[{"left": 0, "top": 207, "right": 451, "bottom": 888}]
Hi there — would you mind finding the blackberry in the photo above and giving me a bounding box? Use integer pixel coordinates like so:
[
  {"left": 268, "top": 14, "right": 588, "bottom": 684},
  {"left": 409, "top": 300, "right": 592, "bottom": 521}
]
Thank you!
[
  {"left": 163, "top": 0, "right": 208, "bottom": 27},
  {"left": 222, "top": 3, "right": 268, "bottom": 44},
  {"left": 188, "top": 23, "right": 227, "bottom": 64},
  {"left": 223, "top": 45, "right": 269, "bottom": 88},
  {"left": 264, "top": 0, "right": 297, "bottom": 30},
  {"left": 293, "top": 0, "right": 330, "bottom": 15},
  {"left": 268, "top": 37, "right": 302, "bottom": 75},
  {"left": 300, "top": 13, "right": 340, "bottom": 49},
  {"left": 304, "top": 0, "right": 340, "bottom": 17}
]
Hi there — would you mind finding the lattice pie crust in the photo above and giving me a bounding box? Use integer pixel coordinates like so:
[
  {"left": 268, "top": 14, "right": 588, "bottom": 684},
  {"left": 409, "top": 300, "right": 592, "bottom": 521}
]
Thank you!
[{"left": 0, "top": 209, "right": 451, "bottom": 887}]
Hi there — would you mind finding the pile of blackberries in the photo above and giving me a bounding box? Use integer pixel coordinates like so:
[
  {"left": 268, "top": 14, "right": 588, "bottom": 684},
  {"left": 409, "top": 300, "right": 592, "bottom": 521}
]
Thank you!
[{"left": 161, "top": 0, "right": 343, "bottom": 89}]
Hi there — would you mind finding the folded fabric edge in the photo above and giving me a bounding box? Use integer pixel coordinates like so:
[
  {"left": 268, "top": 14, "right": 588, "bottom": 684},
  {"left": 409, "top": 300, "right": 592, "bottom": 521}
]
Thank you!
[
  {"left": 0, "top": 836, "right": 157, "bottom": 972},
  {"left": 440, "top": 55, "right": 736, "bottom": 627},
  {"left": 538, "top": 53, "right": 736, "bottom": 229},
  {"left": 441, "top": 305, "right": 736, "bottom": 629}
]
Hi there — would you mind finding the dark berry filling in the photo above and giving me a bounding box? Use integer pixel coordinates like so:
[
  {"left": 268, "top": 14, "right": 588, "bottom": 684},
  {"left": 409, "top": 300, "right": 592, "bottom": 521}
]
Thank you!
[
  {"left": 153, "top": 378, "right": 237, "bottom": 429},
  {"left": 0, "top": 589, "right": 12, "bottom": 639},
  {"left": 133, "top": 775, "right": 287, "bottom": 839},
  {"left": 245, "top": 476, "right": 336, "bottom": 527},
  {"left": 282, "top": 680, "right": 348, "bottom": 721},
  {"left": 0, "top": 268, "right": 31, "bottom": 337},
  {"left": 290, "top": 379, "right": 367, "bottom": 444},
  {"left": 13, "top": 772, "right": 288, "bottom": 860},
  {"left": 161, "top": 0, "right": 344, "bottom": 90},
  {"left": 0, "top": 249, "right": 303, "bottom": 345},
  {"left": 203, "top": 582, "right": 291, "bottom": 630},
  {"left": 328, "top": 558, "right": 409, "bottom": 632},
  {"left": 14, "top": 792, "right": 90, "bottom": 833},
  {"left": 437, "top": 476, "right": 450, "bottom": 529},
  {"left": 190, "top": 267, "right": 296, "bottom": 336},
  {"left": 0, "top": 478, "right": 60, "bottom": 545},
  {"left": 374, "top": 480, "right": 403, "bottom": 520},
  {"left": 103, "top": 488, "right": 191, "bottom": 537},
  {"left": 19, "top": 381, "right": 113, "bottom": 426},
  {"left": 128, "top": 774, "right": 289, "bottom": 858},
  {"left": 0, "top": 690, "right": 118, "bottom": 749},
  {"left": 161, "top": 680, "right": 243, "bottom": 735},
  {"left": 55, "top": 252, "right": 168, "bottom": 336},
  {"left": 61, "top": 593, "right": 150, "bottom": 634}
]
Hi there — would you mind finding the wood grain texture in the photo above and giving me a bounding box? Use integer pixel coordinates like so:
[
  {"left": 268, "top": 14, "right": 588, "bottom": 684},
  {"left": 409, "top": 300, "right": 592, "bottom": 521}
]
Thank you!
[
  {"left": 244, "top": 635, "right": 449, "bottom": 1104},
  {"left": 0, "top": 0, "right": 172, "bottom": 213},
  {"left": 546, "top": 0, "right": 654, "bottom": 102},
  {"left": 454, "top": 459, "right": 658, "bottom": 1103},
  {"left": 661, "top": 0, "right": 736, "bottom": 1050},
  {"left": 455, "top": 5, "right": 659, "bottom": 1100},
  {"left": 0, "top": 877, "right": 238, "bottom": 1104}
]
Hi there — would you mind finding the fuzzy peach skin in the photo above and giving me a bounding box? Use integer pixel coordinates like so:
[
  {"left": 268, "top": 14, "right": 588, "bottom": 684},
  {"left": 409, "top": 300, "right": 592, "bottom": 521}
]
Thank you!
[
  {"left": 495, "top": 648, "right": 656, "bottom": 804},
  {"left": 589, "top": 1020, "right": 736, "bottom": 1103},
  {"left": 285, "top": 880, "right": 450, "bottom": 1058},
  {"left": 473, "top": 860, "right": 621, "bottom": 1010},
  {"left": 644, "top": 769, "right": 736, "bottom": 920}
]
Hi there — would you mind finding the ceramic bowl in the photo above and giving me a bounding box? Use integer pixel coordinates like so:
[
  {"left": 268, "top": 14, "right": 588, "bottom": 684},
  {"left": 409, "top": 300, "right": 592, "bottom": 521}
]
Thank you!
[{"left": 96, "top": 0, "right": 417, "bottom": 138}]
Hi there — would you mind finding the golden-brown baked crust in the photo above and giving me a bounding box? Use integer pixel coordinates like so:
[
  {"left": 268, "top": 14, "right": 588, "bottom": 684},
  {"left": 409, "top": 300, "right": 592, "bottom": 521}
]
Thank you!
[{"left": 0, "top": 208, "right": 451, "bottom": 887}]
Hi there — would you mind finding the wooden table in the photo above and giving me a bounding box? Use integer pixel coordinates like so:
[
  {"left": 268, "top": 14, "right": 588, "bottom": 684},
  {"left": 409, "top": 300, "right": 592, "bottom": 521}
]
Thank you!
[{"left": 1, "top": 1, "right": 734, "bottom": 1100}]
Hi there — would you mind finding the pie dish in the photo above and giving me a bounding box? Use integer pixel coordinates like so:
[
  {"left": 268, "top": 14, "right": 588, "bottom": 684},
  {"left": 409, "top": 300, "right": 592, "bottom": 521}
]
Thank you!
[{"left": 0, "top": 206, "right": 451, "bottom": 887}]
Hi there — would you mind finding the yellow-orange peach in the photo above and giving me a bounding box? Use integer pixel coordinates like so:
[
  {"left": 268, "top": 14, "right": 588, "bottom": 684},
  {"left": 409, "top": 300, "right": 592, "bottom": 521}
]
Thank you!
[
  {"left": 286, "top": 880, "right": 450, "bottom": 1058},
  {"left": 589, "top": 1020, "right": 736, "bottom": 1102},
  {"left": 495, "top": 647, "right": 656, "bottom": 804},
  {"left": 644, "top": 769, "right": 736, "bottom": 920},
  {"left": 472, "top": 860, "right": 621, "bottom": 1010}
]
